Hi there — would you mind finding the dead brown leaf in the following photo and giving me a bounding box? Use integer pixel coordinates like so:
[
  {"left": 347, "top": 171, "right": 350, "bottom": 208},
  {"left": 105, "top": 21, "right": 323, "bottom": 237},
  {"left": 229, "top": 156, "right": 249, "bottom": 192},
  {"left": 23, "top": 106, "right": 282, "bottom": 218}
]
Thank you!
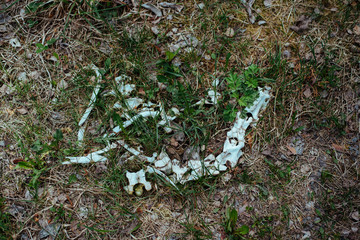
[
  {"left": 170, "top": 137, "right": 179, "bottom": 147},
  {"left": 138, "top": 88, "right": 145, "bottom": 95},
  {"left": 353, "top": 24, "right": 360, "bottom": 35},
  {"left": 17, "top": 107, "right": 28, "bottom": 115},
  {"left": 332, "top": 143, "right": 347, "bottom": 152},
  {"left": 287, "top": 145, "right": 297, "bottom": 155},
  {"left": 303, "top": 88, "right": 312, "bottom": 98},
  {"left": 290, "top": 15, "right": 311, "bottom": 34},
  {"left": 13, "top": 158, "right": 24, "bottom": 164}
]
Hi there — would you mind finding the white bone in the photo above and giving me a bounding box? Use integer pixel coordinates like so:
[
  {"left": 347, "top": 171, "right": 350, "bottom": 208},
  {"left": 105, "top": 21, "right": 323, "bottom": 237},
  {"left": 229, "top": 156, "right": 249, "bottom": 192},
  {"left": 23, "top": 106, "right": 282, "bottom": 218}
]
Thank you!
[{"left": 124, "top": 169, "right": 152, "bottom": 195}]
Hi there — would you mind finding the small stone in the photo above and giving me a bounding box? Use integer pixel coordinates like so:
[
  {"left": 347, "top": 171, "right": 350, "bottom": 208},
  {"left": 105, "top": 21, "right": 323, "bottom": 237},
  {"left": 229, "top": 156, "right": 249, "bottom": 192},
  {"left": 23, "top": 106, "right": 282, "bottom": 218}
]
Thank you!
[
  {"left": 204, "top": 54, "right": 211, "bottom": 60},
  {"left": 258, "top": 20, "right": 266, "bottom": 25},
  {"left": 0, "top": 141, "right": 5, "bottom": 147},
  {"left": 352, "top": 227, "right": 358, "bottom": 232}
]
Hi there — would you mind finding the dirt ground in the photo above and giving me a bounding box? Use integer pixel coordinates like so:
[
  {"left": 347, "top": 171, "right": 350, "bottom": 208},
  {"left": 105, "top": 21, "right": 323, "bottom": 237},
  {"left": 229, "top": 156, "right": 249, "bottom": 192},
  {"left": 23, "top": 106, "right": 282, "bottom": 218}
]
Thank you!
[{"left": 1, "top": 0, "right": 359, "bottom": 239}]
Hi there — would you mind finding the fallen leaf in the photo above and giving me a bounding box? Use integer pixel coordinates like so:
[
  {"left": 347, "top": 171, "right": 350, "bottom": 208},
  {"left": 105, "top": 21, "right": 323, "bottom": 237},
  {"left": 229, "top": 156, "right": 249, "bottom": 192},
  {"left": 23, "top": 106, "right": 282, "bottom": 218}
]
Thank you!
[
  {"left": 353, "top": 25, "right": 360, "bottom": 35},
  {"left": 0, "top": 25, "right": 6, "bottom": 32},
  {"left": 351, "top": 211, "right": 359, "bottom": 221},
  {"left": 142, "top": 3, "right": 162, "bottom": 17},
  {"left": 13, "top": 158, "right": 24, "bottom": 164},
  {"left": 225, "top": 28, "right": 235, "bottom": 38},
  {"left": 332, "top": 143, "right": 347, "bottom": 152},
  {"left": 9, "top": 38, "right": 21, "bottom": 48},
  {"left": 6, "top": 108, "right": 15, "bottom": 116},
  {"left": 261, "top": 149, "right": 272, "bottom": 156},
  {"left": 159, "top": 2, "right": 183, "bottom": 12},
  {"left": 290, "top": 15, "right": 311, "bottom": 34},
  {"left": 151, "top": 26, "right": 159, "bottom": 35},
  {"left": 241, "top": 0, "right": 256, "bottom": 24},
  {"left": 303, "top": 88, "right": 312, "bottom": 98},
  {"left": 138, "top": 88, "right": 146, "bottom": 95},
  {"left": 300, "top": 164, "right": 311, "bottom": 173},
  {"left": 17, "top": 107, "right": 28, "bottom": 115},
  {"left": 38, "top": 223, "right": 61, "bottom": 239},
  {"left": 170, "top": 137, "right": 179, "bottom": 147},
  {"left": 287, "top": 145, "right": 297, "bottom": 155},
  {"left": 246, "top": 133, "right": 253, "bottom": 149}
]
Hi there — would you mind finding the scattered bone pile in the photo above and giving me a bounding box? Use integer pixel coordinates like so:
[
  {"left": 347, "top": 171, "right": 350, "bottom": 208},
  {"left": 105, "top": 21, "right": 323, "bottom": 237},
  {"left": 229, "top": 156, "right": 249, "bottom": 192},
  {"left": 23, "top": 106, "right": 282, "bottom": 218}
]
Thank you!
[{"left": 63, "top": 66, "right": 271, "bottom": 195}]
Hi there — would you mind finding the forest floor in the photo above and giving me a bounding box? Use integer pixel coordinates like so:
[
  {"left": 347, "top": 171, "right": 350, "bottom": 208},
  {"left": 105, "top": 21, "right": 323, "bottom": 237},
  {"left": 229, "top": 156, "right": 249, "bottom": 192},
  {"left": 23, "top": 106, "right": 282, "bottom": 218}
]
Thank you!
[{"left": 0, "top": 0, "right": 359, "bottom": 239}]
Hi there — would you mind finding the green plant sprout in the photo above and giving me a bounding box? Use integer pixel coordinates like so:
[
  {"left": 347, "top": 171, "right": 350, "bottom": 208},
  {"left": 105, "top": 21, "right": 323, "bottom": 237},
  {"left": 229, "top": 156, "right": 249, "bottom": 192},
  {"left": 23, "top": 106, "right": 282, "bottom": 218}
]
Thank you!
[{"left": 224, "top": 207, "right": 250, "bottom": 240}]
